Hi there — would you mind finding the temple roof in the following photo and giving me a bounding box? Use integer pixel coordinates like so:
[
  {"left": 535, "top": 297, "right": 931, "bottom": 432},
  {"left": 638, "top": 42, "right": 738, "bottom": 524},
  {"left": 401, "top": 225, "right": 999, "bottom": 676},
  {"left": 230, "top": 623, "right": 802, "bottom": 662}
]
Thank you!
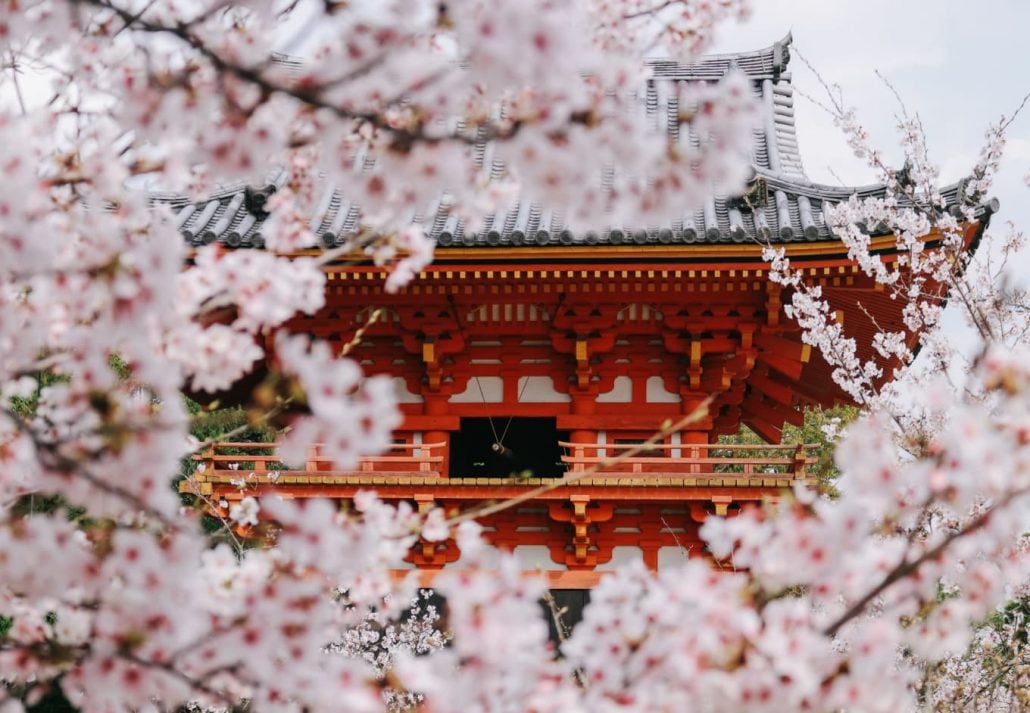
[{"left": 165, "top": 35, "right": 996, "bottom": 251}]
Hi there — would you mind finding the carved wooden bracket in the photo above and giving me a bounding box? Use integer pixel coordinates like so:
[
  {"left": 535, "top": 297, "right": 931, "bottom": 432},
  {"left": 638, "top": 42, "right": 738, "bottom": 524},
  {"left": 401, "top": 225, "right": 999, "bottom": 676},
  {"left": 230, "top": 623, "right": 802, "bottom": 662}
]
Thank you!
[
  {"left": 689, "top": 496, "right": 735, "bottom": 522},
  {"left": 406, "top": 495, "right": 460, "bottom": 569},
  {"left": 395, "top": 307, "right": 466, "bottom": 391},
  {"left": 547, "top": 495, "right": 615, "bottom": 569},
  {"left": 549, "top": 304, "right": 619, "bottom": 390},
  {"left": 711, "top": 495, "right": 734, "bottom": 517}
]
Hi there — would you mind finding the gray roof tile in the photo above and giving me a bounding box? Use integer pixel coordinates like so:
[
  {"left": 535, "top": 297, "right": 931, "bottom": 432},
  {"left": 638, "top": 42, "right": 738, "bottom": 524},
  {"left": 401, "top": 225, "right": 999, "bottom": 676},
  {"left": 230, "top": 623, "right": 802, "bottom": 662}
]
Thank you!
[{"left": 162, "top": 35, "right": 997, "bottom": 252}]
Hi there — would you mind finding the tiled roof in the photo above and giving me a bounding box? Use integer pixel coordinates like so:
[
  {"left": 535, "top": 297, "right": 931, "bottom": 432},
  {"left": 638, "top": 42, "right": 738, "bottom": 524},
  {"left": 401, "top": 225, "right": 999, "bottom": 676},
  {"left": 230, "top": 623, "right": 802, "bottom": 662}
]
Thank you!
[{"left": 163, "top": 35, "right": 997, "bottom": 251}]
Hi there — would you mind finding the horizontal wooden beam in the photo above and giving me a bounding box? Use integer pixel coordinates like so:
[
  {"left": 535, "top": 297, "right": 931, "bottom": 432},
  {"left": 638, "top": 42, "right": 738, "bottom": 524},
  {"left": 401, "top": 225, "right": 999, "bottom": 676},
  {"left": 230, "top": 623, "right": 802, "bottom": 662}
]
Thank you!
[
  {"left": 748, "top": 370, "right": 796, "bottom": 406},
  {"left": 557, "top": 413, "right": 712, "bottom": 431},
  {"left": 742, "top": 417, "right": 782, "bottom": 444},
  {"left": 756, "top": 352, "right": 805, "bottom": 381},
  {"left": 392, "top": 569, "right": 609, "bottom": 589},
  {"left": 194, "top": 481, "right": 792, "bottom": 501},
  {"left": 743, "top": 396, "right": 805, "bottom": 429},
  {"left": 398, "top": 415, "right": 462, "bottom": 430},
  {"left": 754, "top": 332, "right": 811, "bottom": 363}
]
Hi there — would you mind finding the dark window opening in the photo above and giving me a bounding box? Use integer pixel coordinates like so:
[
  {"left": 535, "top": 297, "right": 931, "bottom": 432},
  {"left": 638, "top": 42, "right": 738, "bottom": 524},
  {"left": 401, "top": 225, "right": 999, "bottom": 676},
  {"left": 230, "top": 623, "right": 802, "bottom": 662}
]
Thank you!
[
  {"left": 449, "top": 417, "right": 569, "bottom": 478},
  {"left": 541, "top": 589, "right": 591, "bottom": 649}
]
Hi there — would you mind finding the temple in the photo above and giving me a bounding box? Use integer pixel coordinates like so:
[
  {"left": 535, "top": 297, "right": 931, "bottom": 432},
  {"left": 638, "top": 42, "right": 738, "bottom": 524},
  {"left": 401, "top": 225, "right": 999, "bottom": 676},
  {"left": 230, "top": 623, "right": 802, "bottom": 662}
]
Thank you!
[{"left": 177, "top": 36, "right": 994, "bottom": 587}]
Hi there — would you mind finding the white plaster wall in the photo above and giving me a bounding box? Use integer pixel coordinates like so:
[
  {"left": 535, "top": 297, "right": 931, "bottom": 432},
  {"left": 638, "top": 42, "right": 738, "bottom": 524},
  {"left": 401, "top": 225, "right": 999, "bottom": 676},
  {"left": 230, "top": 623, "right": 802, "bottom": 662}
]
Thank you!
[
  {"left": 517, "top": 375, "right": 571, "bottom": 403},
  {"left": 449, "top": 375, "right": 503, "bottom": 402},
  {"left": 658, "top": 545, "right": 696, "bottom": 569},
  {"left": 597, "top": 375, "right": 633, "bottom": 403},
  {"left": 594, "top": 546, "right": 644, "bottom": 571},
  {"left": 513, "top": 544, "right": 564, "bottom": 571},
  {"left": 646, "top": 375, "right": 681, "bottom": 403},
  {"left": 394, "top": 377, "right": 423, "bottom": 404},
  {"left": 443, "top": 542, "right": 502, "bottom": 568}
]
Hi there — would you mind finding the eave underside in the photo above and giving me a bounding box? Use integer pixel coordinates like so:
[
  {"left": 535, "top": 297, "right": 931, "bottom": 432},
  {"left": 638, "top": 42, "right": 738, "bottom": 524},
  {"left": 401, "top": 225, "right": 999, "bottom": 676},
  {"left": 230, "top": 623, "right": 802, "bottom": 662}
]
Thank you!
[{"left": 296, "top": 230, "right": 979, "bottom": 443}]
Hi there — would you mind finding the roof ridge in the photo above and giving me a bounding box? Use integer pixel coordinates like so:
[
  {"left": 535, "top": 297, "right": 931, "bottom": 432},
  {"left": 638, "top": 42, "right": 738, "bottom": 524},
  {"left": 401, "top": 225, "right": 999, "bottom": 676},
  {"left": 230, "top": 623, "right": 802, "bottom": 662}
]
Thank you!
[
  {"left": 647, "top": 32, "right": 792, "bottom": 83},
  {"left": 648, "top": 32, "right": 792, "bottom": 68}
]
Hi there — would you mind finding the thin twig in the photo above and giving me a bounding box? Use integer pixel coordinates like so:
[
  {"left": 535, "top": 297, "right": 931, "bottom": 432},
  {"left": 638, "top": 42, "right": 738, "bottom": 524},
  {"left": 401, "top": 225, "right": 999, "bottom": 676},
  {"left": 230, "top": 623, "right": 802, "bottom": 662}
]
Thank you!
[
  {"left": 444, "top": 399, "right": 712, "bottom": 526},
  {"left": 823, "top": 486, "right": 1030, "bottom": 638},
  {"left": 7, "top": 51, "right": 28, "bottom": 115}
]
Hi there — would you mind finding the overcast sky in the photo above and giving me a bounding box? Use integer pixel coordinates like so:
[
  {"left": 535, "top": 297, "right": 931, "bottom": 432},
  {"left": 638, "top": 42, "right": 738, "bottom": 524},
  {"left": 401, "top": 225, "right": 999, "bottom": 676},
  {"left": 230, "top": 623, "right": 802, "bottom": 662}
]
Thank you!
[
  {"left": 709, "top": 1, "right": 1030, "bottom": 356},
  {"left": 711, "top": 0, "right": 1030, "bottom": 254}
]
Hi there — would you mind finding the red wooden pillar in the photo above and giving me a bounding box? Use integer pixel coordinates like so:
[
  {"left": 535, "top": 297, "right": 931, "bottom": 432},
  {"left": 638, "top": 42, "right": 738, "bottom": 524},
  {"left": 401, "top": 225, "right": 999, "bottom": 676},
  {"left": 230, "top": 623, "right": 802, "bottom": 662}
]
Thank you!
[
  {"left": 424, "top": 395, "right": 451, "bottom": 478},
  {"left": 424, "top": 430, "right": 449, "bottom": 477},
  {"left": 681, "top": 395, "right": 711, "bottom": 474},
  {"left": 567, "top": 383, "right": 598, "bottom": 471}
]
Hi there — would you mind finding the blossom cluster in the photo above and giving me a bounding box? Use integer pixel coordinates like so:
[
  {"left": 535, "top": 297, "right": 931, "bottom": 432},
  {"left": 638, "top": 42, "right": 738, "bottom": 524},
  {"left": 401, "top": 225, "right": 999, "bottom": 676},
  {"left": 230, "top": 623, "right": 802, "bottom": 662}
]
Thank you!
[{"left": 0, "top": 1, "right": 1027, "bottom": 712}]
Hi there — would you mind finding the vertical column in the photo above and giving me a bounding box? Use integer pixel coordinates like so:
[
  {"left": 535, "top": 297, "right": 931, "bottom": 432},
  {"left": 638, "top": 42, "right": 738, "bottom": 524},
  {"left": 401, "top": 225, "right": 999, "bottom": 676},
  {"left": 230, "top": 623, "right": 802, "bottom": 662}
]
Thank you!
[
  {"left": 424, "top": 395, "right": 451, "bottom": 478},
  {"left": 423, "top": 430, "right": 449, "bottom": 478},
  {"left": 681, "top": 394, "right": 712, "bottom": 474}
]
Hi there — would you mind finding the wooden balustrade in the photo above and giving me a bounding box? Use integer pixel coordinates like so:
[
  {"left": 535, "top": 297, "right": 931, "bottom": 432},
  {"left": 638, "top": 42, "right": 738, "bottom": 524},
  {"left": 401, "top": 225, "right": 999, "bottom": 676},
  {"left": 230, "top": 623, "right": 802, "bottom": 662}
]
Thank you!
[
  {"left": 557, "top": 441, "right": 818, "bottom": 479},
  {"left": 194, "top": 442, "right": 446, "bottom": 478},
  {"left": 193, "top": 440, "right": 816, "bottom": 482}
]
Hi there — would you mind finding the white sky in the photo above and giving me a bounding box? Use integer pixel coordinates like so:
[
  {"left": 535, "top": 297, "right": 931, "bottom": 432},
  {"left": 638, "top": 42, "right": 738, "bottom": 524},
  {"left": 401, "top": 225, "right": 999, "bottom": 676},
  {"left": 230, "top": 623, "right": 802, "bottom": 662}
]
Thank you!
[
  {"left": 713, "top": 1, "right": 1030, "bottom": 178},
  {"left": 711, "top": 0, "right": 1030, "bottom": 258},
  {"left": 710, "top": 0, "right": 1030, "bottom": 358}
]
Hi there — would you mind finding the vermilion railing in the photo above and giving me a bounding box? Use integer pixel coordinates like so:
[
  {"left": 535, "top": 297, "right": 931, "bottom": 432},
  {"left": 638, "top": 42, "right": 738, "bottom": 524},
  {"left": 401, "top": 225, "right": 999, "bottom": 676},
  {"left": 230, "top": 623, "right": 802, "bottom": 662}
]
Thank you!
[
  {"left": 558, "top": 441, "right": 818, "bottom": 479},
  {"left": 194, "top": 440, "right": 817, "bottom": 481},
  {"left": 194, "top": 442, "right": 446, "bottom": 477}
]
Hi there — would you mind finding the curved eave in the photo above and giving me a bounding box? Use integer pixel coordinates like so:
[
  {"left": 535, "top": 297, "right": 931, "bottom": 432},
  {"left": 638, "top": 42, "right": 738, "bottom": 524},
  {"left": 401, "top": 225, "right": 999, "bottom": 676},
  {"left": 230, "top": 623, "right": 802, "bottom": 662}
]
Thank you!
[
  {"left": 235, "top": 223, "right": 983, "bottom": 274},
  {"left": 426, "top": 176, "right": 997, "bottom": 252},
  {"left": 647, "top": 32, "right": 792, "bottom": 82}
]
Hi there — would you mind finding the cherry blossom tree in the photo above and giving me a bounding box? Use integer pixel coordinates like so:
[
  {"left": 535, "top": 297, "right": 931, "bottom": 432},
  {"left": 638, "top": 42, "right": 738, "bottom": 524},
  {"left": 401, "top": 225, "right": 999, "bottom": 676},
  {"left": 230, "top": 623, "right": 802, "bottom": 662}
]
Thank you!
[
  {"left": 923, "top": 588, "right": 1030, "bottom": 712},
  {"left": 0, "top": 1, "right": 1028, "bottom": 712}
]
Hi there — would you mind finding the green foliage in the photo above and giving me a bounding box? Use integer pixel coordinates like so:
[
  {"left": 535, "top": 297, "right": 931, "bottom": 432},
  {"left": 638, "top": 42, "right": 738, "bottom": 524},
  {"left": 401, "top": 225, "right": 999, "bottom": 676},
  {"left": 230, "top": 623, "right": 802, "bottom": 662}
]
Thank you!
[
  {"left": 181, "top": 400, "right": 279, "bottom": 542},
  {"left": 6, "top": 370, "right": 67, "bottom": 420},
  {"left": 718, "top": 404, "right": 861, "bottom": 495},
  {"left": 994, "top": 595, "right": 1030, "bottom": 652},
  {"left": 187, "top": 402, "right": 277, "bottom": 445},
  {"left": 108, "top": 353, "right": 131, "bottom": 380}
]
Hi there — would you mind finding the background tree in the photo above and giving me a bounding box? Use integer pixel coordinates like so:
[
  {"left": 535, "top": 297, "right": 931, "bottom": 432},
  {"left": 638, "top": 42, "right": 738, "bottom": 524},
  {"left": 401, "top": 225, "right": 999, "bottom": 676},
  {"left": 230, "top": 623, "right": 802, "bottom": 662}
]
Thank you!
[{"left": 718, "top": 403, "right": 860, "bottom": 494}]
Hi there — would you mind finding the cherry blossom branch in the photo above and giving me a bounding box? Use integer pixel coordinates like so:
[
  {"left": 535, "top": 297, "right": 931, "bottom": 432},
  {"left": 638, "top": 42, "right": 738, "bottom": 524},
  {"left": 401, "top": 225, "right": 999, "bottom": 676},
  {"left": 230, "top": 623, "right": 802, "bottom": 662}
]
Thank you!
[
  {"left": 1, "top": 406, "right": 176, "bottom": 528},
  {"left": 120, "top": 651, "right": 241, "bottom": 707},
  {"left": 73, "top": 0, "right": 523, "bottom": 147},
  {"left": 823, "top": 486, "right": 1030, "bottom": 638}
]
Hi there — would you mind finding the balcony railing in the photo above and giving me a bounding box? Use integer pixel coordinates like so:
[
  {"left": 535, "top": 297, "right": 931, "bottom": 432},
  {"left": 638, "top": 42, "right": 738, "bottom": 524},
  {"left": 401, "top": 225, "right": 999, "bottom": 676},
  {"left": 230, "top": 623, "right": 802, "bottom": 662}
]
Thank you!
[
  {"left": 194, "top": 442, "right": 446, "bottom": 477},
  {"left": 194, "top": 441, "right": 817, "bottom": 482},
  {"left": 558, "top": 441, "right": 817, "bottom": 479}
]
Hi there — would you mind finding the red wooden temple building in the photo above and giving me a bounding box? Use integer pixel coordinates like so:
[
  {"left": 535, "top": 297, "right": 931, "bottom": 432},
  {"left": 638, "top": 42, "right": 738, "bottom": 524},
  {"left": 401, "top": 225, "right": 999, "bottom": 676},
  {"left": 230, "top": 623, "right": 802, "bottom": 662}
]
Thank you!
[{"left": 177, "top": 36, "right": 993, "bottom": 587}]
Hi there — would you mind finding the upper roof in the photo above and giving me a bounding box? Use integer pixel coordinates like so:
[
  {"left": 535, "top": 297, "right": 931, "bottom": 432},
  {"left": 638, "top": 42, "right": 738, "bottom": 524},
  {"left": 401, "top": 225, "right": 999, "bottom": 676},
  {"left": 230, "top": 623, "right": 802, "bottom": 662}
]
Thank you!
[{"left": 164, "top": 35, "right": 996, "bottom": 252}]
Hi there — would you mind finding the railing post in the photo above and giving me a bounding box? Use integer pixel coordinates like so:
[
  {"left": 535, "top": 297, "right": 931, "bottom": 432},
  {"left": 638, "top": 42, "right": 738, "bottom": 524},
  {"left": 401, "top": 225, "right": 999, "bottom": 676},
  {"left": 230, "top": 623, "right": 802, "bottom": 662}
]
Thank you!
[
  {"left": 419, "top": 443, "right": 431, "bottom": 473},
  {"left": 573, "top": 445, "right": 585, "bottom": 472},
  {"left": 793, "top": 444, "right": 808, "bottom": 479},
  {"left": 201, "top": 445, "right": 215, "bottom": 474},
  {"left": 424, "top": 430, "right": 449, "bottom": 478}
]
